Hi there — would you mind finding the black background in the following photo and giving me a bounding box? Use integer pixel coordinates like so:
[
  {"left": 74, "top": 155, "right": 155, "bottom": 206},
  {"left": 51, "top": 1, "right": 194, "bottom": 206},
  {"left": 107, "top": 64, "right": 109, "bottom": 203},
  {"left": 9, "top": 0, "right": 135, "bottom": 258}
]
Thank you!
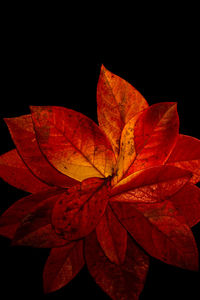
[{"left": 0, "top": 11, "right": 200, "bottom": 300}]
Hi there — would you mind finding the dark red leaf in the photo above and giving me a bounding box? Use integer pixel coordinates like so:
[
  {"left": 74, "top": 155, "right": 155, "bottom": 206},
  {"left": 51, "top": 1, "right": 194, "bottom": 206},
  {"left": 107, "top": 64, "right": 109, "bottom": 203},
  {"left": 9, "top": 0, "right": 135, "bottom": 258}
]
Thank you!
[
  {"left": 167, "top": 134, "right": 200, "bottom": 183},
  {"left": 12, "top": 192, "right": 68, "bottom": 247},
  {"left": 52, "top": 177, "right": 110, "bottom": 242},
  {"left": 96, "top": 205, "right": 127, "bottom": 265},
  {"left": 168, "top": 183, "right": 200, "bottom": 227},
  {"left": 85, "top": 231, "right": 149, "bottom": 300},
  {"left": 5, "top": 115, "right": 77, "bottom": 188},
  {"left": 111, "top": 201, "right": 199, "bottom": 271},
  {"left": 0, "top": 188, "right": 62, "bottom": 239},
  {"left": 43, "top": 240, "right": 84, "bottom": 293},
  {"left": 0, "top": 149, "right": 49, "bottom": 193}
]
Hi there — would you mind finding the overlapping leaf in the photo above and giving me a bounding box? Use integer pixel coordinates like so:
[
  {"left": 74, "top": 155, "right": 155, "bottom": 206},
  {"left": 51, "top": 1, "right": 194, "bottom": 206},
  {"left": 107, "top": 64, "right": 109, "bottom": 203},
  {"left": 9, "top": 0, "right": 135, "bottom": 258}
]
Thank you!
[
  {"left": 0, "top": 149, "right": 49, "bottom": 193},
  {"left": 111, "top": 165, "right": 192, "bottom": 203},
  {"left": 167, "top": 134, "right": 200, "bottom": 183},
  {"left": 5, "top": 115, "right": 77, "bottom": 188},
  {"left": 0, "top": 65, "right": 199, "bottom": 299},
  {"left": 85, "top": 231, "right": 149, "bottom": 300},
  {"left": 96, "top": 205, "right": 127, "bottom": 265},
  {"left": 0, "top": 188, "right": 62, "bottom": 239},
  {"left": 43, "top": 240, "right": 84, "bottom": 293},
  {"left": 97, "top": 65, "right": 148, "bottom": 157},
  {"left": 111, "top": 201, "right": 199, "bottom": 271},
  {"left": 12, "top": 191, "right": 68, "bottom": 248},
  {"left": 113, "top": 102, "right": 179, "bottom": 184},
  {"left": 31, "top": 106, "right": 116, "bottom": 181},
  {"left": 52, "top": 177, "right": 110, "bottom": 241}
]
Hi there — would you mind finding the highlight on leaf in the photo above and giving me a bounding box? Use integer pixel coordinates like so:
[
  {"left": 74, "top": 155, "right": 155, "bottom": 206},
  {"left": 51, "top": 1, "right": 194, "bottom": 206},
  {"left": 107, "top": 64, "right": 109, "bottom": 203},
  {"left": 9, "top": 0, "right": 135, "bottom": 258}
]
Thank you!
[{"left": 0, "top": 65, "right": 199, "bottom": 299}]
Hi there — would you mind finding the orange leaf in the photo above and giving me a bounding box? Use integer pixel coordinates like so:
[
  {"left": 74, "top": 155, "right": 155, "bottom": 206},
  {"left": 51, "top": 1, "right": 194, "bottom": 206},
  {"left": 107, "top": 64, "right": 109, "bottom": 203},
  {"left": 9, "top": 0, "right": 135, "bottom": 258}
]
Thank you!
[
  {"left": 52, "top": 178, "right": 110, "bottom": 241},
  {"left": 96, "top": 205, "right": 127, "bottom": 265},
  {"left": 168, "top": 183, "right": 200, "bottom": 227},
  {"left": 85, "top": 231, "right": 149, "bottom": 300},
  {"left": 110, "top": 165, "right": 192, "bottom": 203},
  {"left": 113, "top": 102, "right": 179, "bottom": 183},
  {"left": 5, "top": 115, "right": 77, "bottom": 188},
  {"left": 167, "top": 134, "right": 200, "bottom": 183},
  {"left": 0, "top": 188, "right": 63, "bottom": 239},
  {"left": 31, "top": 106, "right": 115, "bottom": 182},
  {"left": 111, "top": 200, "right": 199, "bottom": 271},
  {"left": 97, "top": 65, "right": 148, "bottom": 157},
  {"left": 43, "top": 240, "right": 84, "bottom": 293},
  {"left": 0, "top": 149, "right": 49, "bottom": 193}
]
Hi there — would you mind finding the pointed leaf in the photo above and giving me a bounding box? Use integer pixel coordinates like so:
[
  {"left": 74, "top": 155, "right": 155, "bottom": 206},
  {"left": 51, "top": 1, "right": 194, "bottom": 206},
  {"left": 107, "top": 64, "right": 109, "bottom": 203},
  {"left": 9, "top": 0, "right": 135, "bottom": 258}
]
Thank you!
[
  {"left": 0, "top": 149, "right": 49, "bottom": 193},
  {"left": 113, "top": 102, "right": 179, "bottom": 183},
  {"left": 167, "top": 134, "right": 200, "bottom": 183},
  {"left": 97, "top": 65, "right": 148, "bottom": 157},
  {"left": 111, "top": 201, "right": 199, "bottom": 271},
  {"left": 5, "top": 115, "right": 77, "bottom": 187},
  {"left": 85, "top": 231, "right": 149, "bottom": 300},
  {"left": 52, "top": 178, "right": 110, "bottom": 241},
  {"left": 96, "top": 205, "right": 127, "bottom": 265},
  {"left": 168, "top": 183, "right": 200, "bottom": 227},
  {"left": 0, "top": 188, "right": 62, "bottom": 239},
  {"left": 43, "top": 240, "right": 84, "bottom": 293},
  {"left": 31, "top": 106, "right": 115, "bottom": 181},
  {"left": 111, "top": 166, "right": 192, "bottom": 203},
  {"left": 13, "top": 192, "right": 68, "bottom": 247}
]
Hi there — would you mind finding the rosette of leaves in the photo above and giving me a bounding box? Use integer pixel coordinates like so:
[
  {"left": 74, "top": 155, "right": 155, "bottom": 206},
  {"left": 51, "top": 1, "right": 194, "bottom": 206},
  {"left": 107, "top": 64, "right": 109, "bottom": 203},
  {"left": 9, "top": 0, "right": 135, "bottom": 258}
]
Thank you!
[{"left": 0, "top": 65, "right": 200, "bottom": 300}]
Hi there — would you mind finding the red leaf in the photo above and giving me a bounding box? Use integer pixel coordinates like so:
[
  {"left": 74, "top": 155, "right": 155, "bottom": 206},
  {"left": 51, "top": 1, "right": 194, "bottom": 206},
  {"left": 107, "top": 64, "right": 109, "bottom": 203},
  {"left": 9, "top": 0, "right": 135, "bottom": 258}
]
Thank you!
[
  {"left": 0, "top": 188, "right": 63, "bottom": 239},
  {"left": 110, "top": 165, "right": 192, "bottom": 203},
  {"left": 0, "top": 149, "right": 49, "bottom": 193},
  {"left": 168, "top": 183, "right": 200, "bottom": 227},
  {"left": 31, "top": 106, "right": 115, "bottom": 182},
  {"left": 5, "top": 115, "right": 77, "bottom": 188},
  {"left": 12, "top": 192, "right": 68, "bottom": 247},
  {"left": 111, "top": 201, "right": 199, "bottom": 271},
  {"left": 85, "top": 231, "right": 149, "bottom": 300},
  {"left": 52, "top": 178, "right": 110, "bottom": 242},
  {"left": 96, "top": 205, "right": 127, "bottom": 265},
  {"left": 43, "top": 240, "right": 84, "bottom": 293},
  {"left": 113, "top": 102, "right": 179, "bottom": 183},
  {"left": 167, "top": 134, "right": 200, "bottom": 183},
  {"left": 97, "top": 65, "right": 148, "bottom": 157}
]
